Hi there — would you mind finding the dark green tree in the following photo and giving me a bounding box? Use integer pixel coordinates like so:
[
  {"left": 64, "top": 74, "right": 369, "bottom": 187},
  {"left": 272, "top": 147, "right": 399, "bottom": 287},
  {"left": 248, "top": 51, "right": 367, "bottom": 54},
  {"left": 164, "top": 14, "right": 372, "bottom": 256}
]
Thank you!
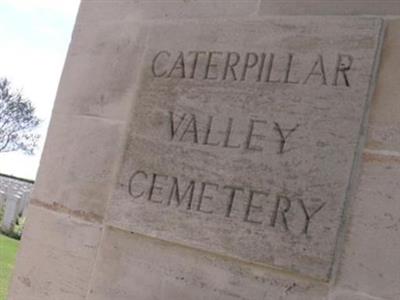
[{"left": 0, "top": 78, "right": 41, "bottom": 154}]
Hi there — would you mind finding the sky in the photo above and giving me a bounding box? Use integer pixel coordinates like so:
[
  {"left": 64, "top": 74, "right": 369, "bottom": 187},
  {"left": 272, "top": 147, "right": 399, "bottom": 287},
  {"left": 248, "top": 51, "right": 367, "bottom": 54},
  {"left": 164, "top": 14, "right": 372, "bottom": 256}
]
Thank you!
[{"left": 0, "top": 0, "right": 81, "bottom": 180}]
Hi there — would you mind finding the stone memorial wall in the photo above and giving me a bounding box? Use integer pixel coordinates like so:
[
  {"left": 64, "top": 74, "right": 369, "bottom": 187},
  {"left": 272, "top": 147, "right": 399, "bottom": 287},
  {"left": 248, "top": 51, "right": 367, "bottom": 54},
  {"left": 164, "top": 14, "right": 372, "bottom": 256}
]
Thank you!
[{"left": 8, "top": 1, "right": 400, "bottom": 300}]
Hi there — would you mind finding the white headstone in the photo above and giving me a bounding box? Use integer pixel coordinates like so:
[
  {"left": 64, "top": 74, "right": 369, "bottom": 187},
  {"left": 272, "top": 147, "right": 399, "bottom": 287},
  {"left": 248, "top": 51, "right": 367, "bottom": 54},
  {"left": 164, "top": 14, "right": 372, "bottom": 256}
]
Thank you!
[{"left": 2, "top": 194, "right": 22, "bottom": 232}]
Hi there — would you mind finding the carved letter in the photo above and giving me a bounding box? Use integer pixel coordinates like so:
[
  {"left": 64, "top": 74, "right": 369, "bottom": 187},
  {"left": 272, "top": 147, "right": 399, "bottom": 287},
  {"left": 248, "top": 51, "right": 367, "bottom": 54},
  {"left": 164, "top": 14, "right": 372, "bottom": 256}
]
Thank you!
[
  {"left": 169, "top": 111, "right": 186, "bottom": 140},
  {"left": 256, "top": 53, "right": 266, "bottom": 82},
  {"left": 273, "top": 122, "right": 299, "bottom": 154},
  {"left": 188, "top": 50, "right": 206, "bottom": 79},
  {"left": 333, "top": 54, "right": 353, "bottom": 87},
  {"left": 245, "top": 119, "right": 268, "bottom": 152},
  {"left": 241, "top": 52, "right": 259, "bottom": 81},
  {"left": 148, "top": 173, "right": 169, "bottom": 204},
  {"left": 203, "top": 115, "right": 220, "bottom": 146},
  {"left": 223, "top": 52, "right": 241, "bottom": 81},
  {"left": 303, "top": 55, "right": 327, "bottom": 85},
  {"left": 284, "top": 53, "right": 300, "bottom": 84},
  {"left": 196, "top": 182, "right": 218, "bottom": 214},
  {"left": 128, "top": 170, "right": 148, "bottom": 199},
  {"left": 179, "top": 114, "right": 199, "bottom": 143},
  {"left": 151, "top": 51, "right": 170, "bottom": 78},
  {"left": 298, "top": 199, "right": 326, "bottom": 235},
  {"left": 244, "top": 190, "right": 268, "bottom": 224},
  {"left": 223, "top": 185, "right": 244, "bottom": 218},
  {"left": 271, "top": 195, "right": 291, "bottom": 231},
  {"left": 204, "top": 51, "right": 222, "bottom": 80},
  {"left": 167, "top": 177, "right": 195, "bottom": 209},
  {"left": 265, "top": 53, "right": 281, "bottom": 83},
  {"left": 223, "top": 117, "right": 241, "bottom": 149},
  {"left": 167, "top": 51, "right": 186, "bottom": 78}
]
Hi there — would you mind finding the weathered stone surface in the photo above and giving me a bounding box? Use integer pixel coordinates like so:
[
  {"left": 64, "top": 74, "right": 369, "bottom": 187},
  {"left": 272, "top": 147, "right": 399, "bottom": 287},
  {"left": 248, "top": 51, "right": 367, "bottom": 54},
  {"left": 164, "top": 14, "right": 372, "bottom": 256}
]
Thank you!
[
  {"left": 52, "top": 19, "right": 145, "bottom": 121},
  {"left": 87, "top": 227, "right": 328, "bottom": 300},
  {"left": 32, "top": 113, "right": 124, "bottom": 221},
  {"left": 8, "top": 206, "right": 102, "bottom": 300},
  {"left": 334, "top": 153, "right": 400, "bottom": 300},
  {"left": 259, "top": 1, "right": 400, "bottom": 15},
  {"left": 79, "top": 0, "right": 259, "bottom": 23},
  {"left": 367, "top": 20, "right": 400, "bottom": 153},
  {"left": 108, "top": 18, "right": 383, "bottom": 280}
]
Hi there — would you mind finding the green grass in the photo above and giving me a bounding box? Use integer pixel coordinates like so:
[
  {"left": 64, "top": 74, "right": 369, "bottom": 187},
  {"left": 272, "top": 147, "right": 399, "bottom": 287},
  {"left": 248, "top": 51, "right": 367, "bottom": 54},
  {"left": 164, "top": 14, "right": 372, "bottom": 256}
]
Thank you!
[{"left": 0, "top": 234, "right": 19, "bottom": 300}]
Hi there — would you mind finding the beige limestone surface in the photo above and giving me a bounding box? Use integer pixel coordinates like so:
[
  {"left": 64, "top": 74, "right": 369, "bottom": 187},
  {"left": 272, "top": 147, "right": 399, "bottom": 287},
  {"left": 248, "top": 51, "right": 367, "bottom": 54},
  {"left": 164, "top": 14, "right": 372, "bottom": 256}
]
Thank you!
[
  {"left": 8, "top": 206, "right": 102, "bottom": 300},
  {"left": 330, "top": 19, "right": 400, "bottom": 300},
  {"left": 78, "top": 0, "right": 260, "bottom": 21},
  {"left": 8, "top": 1, "right": 400, "bottom": 300},
  {"left": 109, "top": 17, "right": 382, "bottom": 281},
  {"left": 368, "top": 19, "right": 400, "bottom": 153},
  {"left": 86, "top": 227, "right": 327, "bottom": 300},
  {"left": 335, "top": 154, "right": 400, "bottom": 300}
]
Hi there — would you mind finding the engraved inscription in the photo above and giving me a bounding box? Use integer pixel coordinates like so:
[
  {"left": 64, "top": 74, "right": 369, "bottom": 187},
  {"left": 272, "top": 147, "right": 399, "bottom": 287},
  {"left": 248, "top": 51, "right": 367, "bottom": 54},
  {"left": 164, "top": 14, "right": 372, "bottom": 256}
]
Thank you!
[
  {"left": 128, "top": 170, "right": 326, "bottom": 236},
  {"left": 152, "top": 50, "right": 353, "bottom": 87},
  {"left": 273, "top": 122, "right": 300, "bottom": 154},
  {"left": 168, "top": 111, "right": 299, "bottom": 154},
  {"left": 111, "top": 19, "right": 382, "bottom": 279}
]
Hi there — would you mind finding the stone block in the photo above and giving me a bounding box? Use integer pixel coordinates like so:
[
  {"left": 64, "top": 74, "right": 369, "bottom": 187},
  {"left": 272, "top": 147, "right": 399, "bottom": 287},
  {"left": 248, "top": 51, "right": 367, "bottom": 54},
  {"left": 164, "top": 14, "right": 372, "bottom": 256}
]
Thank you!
[
  {"left": 108, "top": 18, "right": 383, "bottom": 280},
  {"left": 78, "top": 0, "right": 259, "bottom": 23},
  {"left": 368, "top": 19, "right": 400, "bottom": 153},
  {"left": 52, "top": 19, "right": 145, "bottom": 121},
  {"left": 8, "top": 206, "right": 102, "bottom": 300},
  {"left": 259, "top": 1, "right": 400, "bottom": 15},
  {"left": 334, "top": 153, "right": 400, "bottom": 300},
  {"left": 86, "top": 227, "right": 327, "bottom": 300},
  {"left": 32, "top": 113, "right": 124, "bottom": 221}
]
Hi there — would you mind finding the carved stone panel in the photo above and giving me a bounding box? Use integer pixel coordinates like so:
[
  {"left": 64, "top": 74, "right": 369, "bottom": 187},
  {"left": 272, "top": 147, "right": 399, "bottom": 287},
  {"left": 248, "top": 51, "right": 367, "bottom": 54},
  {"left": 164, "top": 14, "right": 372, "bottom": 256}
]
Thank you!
[{"left": 109, "top": 18, "right": 383, "bottom": 280}]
